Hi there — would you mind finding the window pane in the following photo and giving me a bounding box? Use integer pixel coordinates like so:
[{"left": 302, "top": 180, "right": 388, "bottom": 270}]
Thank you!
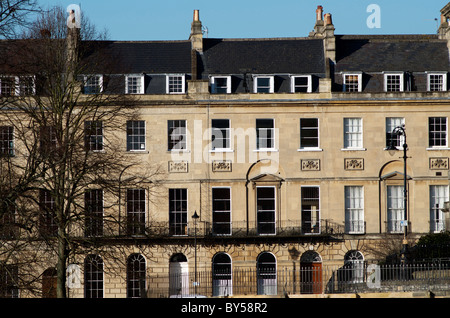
[
  {"left": 300, "top": 118, "right": 318, "bottom": 148},
  {"left": 168, "top": 120, "right": 187, "bottom": 150},
  {"left": 301, "top": 187, "right": 320, "bottom": 234},
  {"left": 212, "top": 188, "right": 231, "bottom": 235},
  {"left": 126, "top": 121, "right": 145, "bottom": 151},
  {"left": 257, "top": 187, "right": 276, "bottom": 235},
  {"left": 169, "top": 189, "right": 187, "bottom": 235},
  {"left": 211, "top": 119, "right": 230, "bottom": 149},
  {"left": 429, "top": 117, "right": 447, "bottom": 147}
]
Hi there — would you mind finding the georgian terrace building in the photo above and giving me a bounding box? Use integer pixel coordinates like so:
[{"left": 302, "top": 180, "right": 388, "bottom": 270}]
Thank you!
[{"left": 2, "top": 4, "right": 450, "bottom": 298}]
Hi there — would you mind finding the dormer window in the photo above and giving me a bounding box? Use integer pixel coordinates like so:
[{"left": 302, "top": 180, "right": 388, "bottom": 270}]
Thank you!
[
  {"left": 83, "top": 75, "right": 103, "bottom": 94},
  {"left": 166, "top": 74, "right": 185, "bottom": 94},
  {"left": 125, "top": 74, "right": 144, "bottom": 94},
  {"left": 0, "top": 76, "right": 35, "bottom": 96},
  {"left": 384, "top": 72, "right": 404, "bottom": 92},
  {"left": 290, "top": 75, "right": 312, "bottom": 93},
  {"left": 343, "top": 73, "right": 362, "bottom": 92},
  {"left": 427, "top": 72, "right": 447, "bottom": 92},
  {"left": 253, "top": 76, "right": 274, "bottom": 93},
  {"left": 210, "top": 76, "right": 231, "bottom": 94}
]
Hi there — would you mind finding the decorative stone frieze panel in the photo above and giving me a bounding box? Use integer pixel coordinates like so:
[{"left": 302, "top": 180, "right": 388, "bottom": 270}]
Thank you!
[
  {"left": 212, "top": 160, "right": 232, "bottom": 172},
  {"left": 168, "top": 161, "right": 188, "bottom": 173},
  {"left": 344, "top": 158, "right": 364, "bottom": 170},
  {"left": 301, "top": 159, "right": 320, "bottom": 171},
  {"left": 430, "top": 157, "right": 449, "bottom": 170}
]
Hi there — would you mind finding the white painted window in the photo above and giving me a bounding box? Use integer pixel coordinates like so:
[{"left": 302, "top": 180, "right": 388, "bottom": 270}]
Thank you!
[
  {"left": 384, "top": 72, "right": 404, "bottom": 92},
  {"left": 345, "top": 186, "right": 364, "bottom": 234},
  {"left": 166, "top": 74, "right": 185, "bottom": 94},
  {"left": 83, "top": 75, "right": 103, "bottom": 94},
  {"left": 125, "top": 74, "right": 144, "bottom": 94},
  {"left": 0, "top": 75, "right": 35, "bottom": 96},
  {"left": 291, "top": 75, "right": 312, "bottom": 93},
  {"left": 387, "top": 185, "right": 404, "bottom": 234},
  {"left": 253, "top": 75, "right": 274, "bottom": 93},
  {"left": 429, "top": 117, "right": 448, "bottom": 148},
  {"left": 385, "top": 117, "right": 405, "bottom": 149},
  {"left": 211, "top": 76, "right": 231, "bottom": 93},
  {"left": 343, "top": 73, "right": 362, "bottom": 92},
  {"left": 343, "top": 118, "right": 363, "bottom": 149},
  {"left": 427, "top": 72, "right": 447, "bottom": 92},
  {"left": 430, "top": 185, "right": 449, "bottom": 233}
]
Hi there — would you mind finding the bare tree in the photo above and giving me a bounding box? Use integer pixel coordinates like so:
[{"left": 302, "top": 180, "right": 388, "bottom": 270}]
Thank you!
[
  {"left": 0, "top": 6, "right": 165, "bottom": 297},
  {"left": 0, "top": 0, "right": 38, "bottom": 38}
]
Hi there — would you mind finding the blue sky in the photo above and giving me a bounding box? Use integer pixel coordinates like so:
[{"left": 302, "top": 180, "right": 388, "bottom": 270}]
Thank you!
[{"left": 38, "top": 0, "right": 450, "bottom": 40}]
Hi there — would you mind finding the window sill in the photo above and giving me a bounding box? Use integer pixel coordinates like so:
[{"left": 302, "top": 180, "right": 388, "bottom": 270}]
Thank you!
[
  {"left": 125, "top": 150, "right": 149, "bottom": 154},
  {"left": 297, "top": 148, "right": 323, "bottom": 152},
  {"left": 209, "top": 149, "right": 234, "bottom": 153},
  {"left": 341, "top": 148, "right": 366, "bottom": 151},
  {"left": 426, "top": 147, "right": 450, "bottom": 151},
  {"left": 253, "top": 149, "right": 279, "bottom": 152}
]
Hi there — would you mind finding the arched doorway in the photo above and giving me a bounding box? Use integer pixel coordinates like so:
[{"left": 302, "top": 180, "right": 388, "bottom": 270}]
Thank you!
[
  {"left": 344, "top": 250, "right": 365, "bottom": 283},
  {"left": 42, "top": 267, "right": 57, "bottom": 298},
  {"left": 256, "top": 252, "right": 277, "bottom": 295},
  {"left": 212, "top": 253, "right": 232, "bottom": 296},
  {"left": 300, "top": 251, "right": 322, "bottom": 294},
  {"left": 169, "top": 253, "right": 189, "bottom": 297}
]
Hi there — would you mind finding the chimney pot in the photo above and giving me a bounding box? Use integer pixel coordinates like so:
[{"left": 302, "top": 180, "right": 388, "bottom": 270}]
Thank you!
[
  {"left": 324, "top": 13, "right": 332, "bottom": 25},
  {"left": 316, "top": 5, "right": 323, "bottom": 21},
  {"left": 194, "top": 10, "right": 199, "bottom": 22}
]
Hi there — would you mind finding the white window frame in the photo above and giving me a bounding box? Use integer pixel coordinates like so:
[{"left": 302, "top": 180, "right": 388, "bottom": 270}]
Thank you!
[
  {"left": 387, "top": 185, "right": 404, "bottom": 234},
  {"left": 126, "top": 120, "right": 146, "bottom": 152},
  {"left": 345, "top": 186, "right": 365, "bottom": 234},
  {"left": 427, "top": 72, "right": 447, "bottom": 92},
  {"left": 212, "top": 187, "right": 232, "bottom": 236},
  {"left": 430, "top": 185, "right": 449, "bottom": 233},
  {"left": 256, "top": 118, "right": 276, "bottom": 151},
  {"left": 83, "top": 74, "right": 103, "bottom": 94},
  {"left": 428, "top": 117, "right": 448, "bottom": 149},
  {"left": 301, "top": 186, "right": 321, "bottom": 235},
  {"left": 0, "top": 75, "right": 35, "bottom": 96},
  {"left": 343, "top": 118, "right": 364, "bottom": 150},
  {"left": 125, "top": 74, "right": 145, "bottom": 94},
  {"left": 299, "top": 118, "right": 321, "bottom": 151},
  {"left": 343, "top": 73, "right": 362, "bottom": 92},
  {"left": 253, "top": 75, "right": 274, "bottom": 93},
  {"left": 256, "top": 186, "right": 276, "bottom": 235},
  {"left": 384, "top": 72, "right": 404, "bottom": 92},
  {"left": 210, "top": 76, "right": 231, "bottom": 94},
  {"left": 290, "top": 75, "right": 312, "bottom": 93},
  {"left": 211, "top": 119, "right": 231, "bottom": 151},
  {"left": 385, "top": 117, "right": 405, "bottom": 150},
  {"left": 166, "top": 74, "right": 185, "bottom": 94}
]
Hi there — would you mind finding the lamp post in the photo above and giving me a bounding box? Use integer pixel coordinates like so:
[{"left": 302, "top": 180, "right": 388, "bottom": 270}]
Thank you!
[
  {"left": 192, "top": 210, "right": 199, "bottom": 296},
  {"left": 386, "top": 125, "right": 408, "bottom": 263}
]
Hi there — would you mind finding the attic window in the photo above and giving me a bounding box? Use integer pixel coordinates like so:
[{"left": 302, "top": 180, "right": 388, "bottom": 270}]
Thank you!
[
  {"left": 253, "top": 76, "right": 274, "bottom": 93},
  {"left": 384, "top": 73, "right": 404, "bottom": 92},
  {"left": 211, "top": 76, "right": 231, "bottom": 94},
  {"left": 343, "top": 73, "right": 362, "bottom": 92},
  {"left": 83, "top": 75, "right": 103, "bottom": 94},
  {"left": 167, "top": 74, "right": 185, "bottom": 94},
  {"left": 126, "top": 75, "right": 144, "bottom": 94},
  {"left": 291, "top": 75, "right": 312, "bottom": 93},
  {"left": 0, "top": 76, "right": 35, "bottom": 96},
  {"left": 427, "top": 73, "right": 447, "bottom": 92}
]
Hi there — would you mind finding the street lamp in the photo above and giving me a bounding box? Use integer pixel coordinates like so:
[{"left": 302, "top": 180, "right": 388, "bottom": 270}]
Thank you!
[
  {"left": 386, "top": 125, "right": 409, "bottom": 263},
  {"left": 192, "top": 210, "right": 199, "bottom": 296}
]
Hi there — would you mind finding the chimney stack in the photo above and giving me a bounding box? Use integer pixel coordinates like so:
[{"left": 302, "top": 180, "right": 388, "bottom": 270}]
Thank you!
[{"left": 190, "top": 9, "right": 203, "bottom": 52}]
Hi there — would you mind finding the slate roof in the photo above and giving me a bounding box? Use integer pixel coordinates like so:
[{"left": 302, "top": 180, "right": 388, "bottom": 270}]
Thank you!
[
  {"left": 335, "top": 35, "right": 450, "bottom": 73},
  {"left": 202, "top": 38, "right": 326, "bottom": 75},
  {"left": 81, "top": 40, "right": 193, "bottom": 74}
]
